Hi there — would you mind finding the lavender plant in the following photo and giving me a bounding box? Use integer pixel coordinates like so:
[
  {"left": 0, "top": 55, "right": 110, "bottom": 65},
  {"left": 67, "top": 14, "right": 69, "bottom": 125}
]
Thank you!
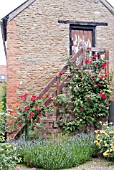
[{"left": 16, "top": 133, "right": 96, "bottom": 169}]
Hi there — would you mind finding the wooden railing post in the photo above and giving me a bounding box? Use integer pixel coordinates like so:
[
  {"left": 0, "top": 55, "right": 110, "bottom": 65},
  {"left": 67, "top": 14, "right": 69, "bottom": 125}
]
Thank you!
[
  {"left": 56, "top": 76, "right": 60, "bottom": 96},
  {"left": 82, "top": 47, "right": 85, "bottom": 63},
  {"left": 105, "top": 49, "right": 109, "bottom": 78}
]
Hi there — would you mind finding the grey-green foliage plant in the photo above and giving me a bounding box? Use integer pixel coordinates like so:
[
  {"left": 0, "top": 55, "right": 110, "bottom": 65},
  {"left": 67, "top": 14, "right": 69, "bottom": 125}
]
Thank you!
[
  {"left": 0, "top": 133, "right": 21, "bottom": 170},
  {"left": 0, "top": 142, "right": 21, "bottom": 170},
  {"left": 0, "top": 82, "right": 21, "bottom": 170},
  {"left": 16, "top": 133, "right": 97, "bottom": 170}
]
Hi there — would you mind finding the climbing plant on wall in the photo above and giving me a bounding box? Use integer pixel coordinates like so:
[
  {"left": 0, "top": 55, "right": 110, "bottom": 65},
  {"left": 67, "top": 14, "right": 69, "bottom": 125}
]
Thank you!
[{"left": 56, "top": 51, "right": 113, "bottom": 133}]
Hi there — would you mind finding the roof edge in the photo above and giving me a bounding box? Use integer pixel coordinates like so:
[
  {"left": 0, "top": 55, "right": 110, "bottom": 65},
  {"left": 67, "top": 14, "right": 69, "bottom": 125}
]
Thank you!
[
  {"left": 2, "top": 0, "right": 36, "bottom": 21},
  {"left": 101, "top": 0, "right": 114, "bottom": 15},
  {"left": 1, "top": 0, "right": 114, "bottom": 22}
]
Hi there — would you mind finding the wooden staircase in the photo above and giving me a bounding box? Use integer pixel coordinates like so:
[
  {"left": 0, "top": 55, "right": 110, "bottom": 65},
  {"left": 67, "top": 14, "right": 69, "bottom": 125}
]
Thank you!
[{"left": 14, "top": 47, "right": 109, "bottom": 139}]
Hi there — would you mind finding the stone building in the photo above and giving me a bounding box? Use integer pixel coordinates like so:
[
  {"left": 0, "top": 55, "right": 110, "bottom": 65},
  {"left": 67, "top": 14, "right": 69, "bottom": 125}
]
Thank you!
[{"left": 1, "top": 0, "right": 114, "bottom": 114}]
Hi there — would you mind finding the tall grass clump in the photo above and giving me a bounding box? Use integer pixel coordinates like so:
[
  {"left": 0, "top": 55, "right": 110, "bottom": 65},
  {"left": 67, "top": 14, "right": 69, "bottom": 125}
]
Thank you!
[{"left": 16, "top": 133, "right": 97, "bottom": 170}]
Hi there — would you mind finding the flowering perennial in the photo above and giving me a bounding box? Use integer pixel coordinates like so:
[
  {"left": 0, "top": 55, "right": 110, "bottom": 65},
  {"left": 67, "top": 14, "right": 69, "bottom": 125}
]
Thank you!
[{"left": 94, "top": 122, "right": 114, "bottom": 160}]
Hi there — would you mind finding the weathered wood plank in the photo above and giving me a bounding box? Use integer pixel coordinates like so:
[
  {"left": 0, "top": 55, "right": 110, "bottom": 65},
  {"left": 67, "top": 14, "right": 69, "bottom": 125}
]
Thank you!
[
  {"left": 69, "top": 48, "right": 83, "bottom": 64},
  {"left": 105, "top": 49, "right": 109, "bottom": 77},
  {"left": 44, "top": 76, "right": 71, "bottom": 106},
  {"left": 91, "top": 47, "right": 105, "bottom": 53}
]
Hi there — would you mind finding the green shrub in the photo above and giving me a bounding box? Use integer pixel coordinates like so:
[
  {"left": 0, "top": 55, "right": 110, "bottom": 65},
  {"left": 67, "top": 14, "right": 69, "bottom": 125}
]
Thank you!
[
  {"left": 94, "top": 122, "right": 114, "bottom": 160},
  {"left": 0, "top": 112, "right": 9, "bottom": 142},
  {"left": 1, "top": 82, "right": 6, "bottom": 111},
  {"left": 0, "top": 142, "right": 21, "bottom": 170},
  {"left": 16, "top": 133, "right": 97, "bottom": 169},
  {"left": 0, "top": 82, "right": 7, "bottom": 141}
]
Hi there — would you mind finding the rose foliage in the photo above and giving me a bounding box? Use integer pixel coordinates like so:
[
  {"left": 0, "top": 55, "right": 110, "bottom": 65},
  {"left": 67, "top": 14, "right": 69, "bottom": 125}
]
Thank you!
[
  {"left": 15, "top": 93, "right": 51, "bottom": 140},
  {"left": 56, "top": 51, "right": 113, "bottom": 133}
]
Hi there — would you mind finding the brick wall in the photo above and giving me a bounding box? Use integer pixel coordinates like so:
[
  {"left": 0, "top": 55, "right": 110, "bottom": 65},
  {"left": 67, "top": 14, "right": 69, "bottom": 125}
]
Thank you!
[
  {"left": 0, "top": 65, "right": 6, "bottom": 75},
  {"left": 6, "top": 0, "right": 114, "bottom": 114},
  {"left": 7, "top": 20, "right": 20, "bottom": 114},
  {"left": 0, "top": 65, "right": 6, "bottom": 82}
]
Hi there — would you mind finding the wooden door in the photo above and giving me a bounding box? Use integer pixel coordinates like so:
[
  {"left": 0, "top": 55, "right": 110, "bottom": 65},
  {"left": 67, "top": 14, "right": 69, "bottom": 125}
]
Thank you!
[
  {"left": 71, "top": 29, "right": 92, "bottom": 56},
  {"left": 70, "top": 28, "right": 93, "bottom": 66}
]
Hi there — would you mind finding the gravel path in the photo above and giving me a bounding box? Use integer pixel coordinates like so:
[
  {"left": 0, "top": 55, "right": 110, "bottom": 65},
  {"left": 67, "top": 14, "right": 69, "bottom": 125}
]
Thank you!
[
  {"left": 66, "top": 158, "right": 114, "bottom": 170},
  {"left": 17, "top": 158, "right": 114, "bottom": 170}
]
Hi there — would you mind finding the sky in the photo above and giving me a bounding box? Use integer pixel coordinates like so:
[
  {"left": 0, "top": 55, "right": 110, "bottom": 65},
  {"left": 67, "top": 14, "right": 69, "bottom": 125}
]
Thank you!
[
  {"left": 0, "top": 0, "right": 114, "bottom": 65},
  {"left": 0, "top": 0, "right": 26, "bottom": 65}
]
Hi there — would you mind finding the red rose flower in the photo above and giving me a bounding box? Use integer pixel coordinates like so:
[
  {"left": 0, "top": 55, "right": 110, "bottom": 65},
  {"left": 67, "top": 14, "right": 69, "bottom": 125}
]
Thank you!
[
  {"left": 79, "top": 108, "right": 83, "bottom": 111},
  {"left": 100, "top": 91, "right": 103, "bottom": 96},
  {"left": 94, "top": 54, "right": 98, "bottom": 58},
  {"left": 17, "top": 118, "right": 21, "bottom": 121},
  {"left": 53, "top": 101, "right": 57, "bottom": 106},
  {"left": 46, "top": 93, "right": 50, "bottom": 98},
  {"left": 86, "top": 97, "right": 90, "bottom": 101},
  {"left": 23, "top": 105, "right": 29, "bottom": 112},
  {"left": 59, "top": 71, "right": 64, "bottom": 76},
  {"left": 93, "top": 82, "right": 96, "bottom": 84},
  {"left": 38, "top": 113, "right": 43, "bottom": 117},
  {"left": 34, "top": 106, "right": 41, "bottom": 111},
  {"left": 101, "top": 63, "right": 106, "bottom": 69},
  {"left": 100, "top": 91, "right": 107, "bottom": 100},
  {"left": 85, "top": 59, "right": 89, "bottom": 64},
  {"left": 18, "top": 124, "right": 22, "bottom": 127},
  {"left": 31, "top": 95, "right": 37, "bottom": 102},
  {"left": 72, "top": 87, "right": 75, "bottom": 91},
  {"left": 85, "top": 59, "right": 92, "bottom": 65},
  {"left": 100, "top": 75, "right": 105, "bottom": 80},
  {"left": 98, "top": 83, "right": 102, "bottom": 87},
  {"left": 20, "top": 93, "right": 28, "bottom": 101},
  {"left": 28, "top": 112, "right": 34, "bottom": 119},
  {"left": 101, "top": 94, "right": 107, "bottom": 100}
]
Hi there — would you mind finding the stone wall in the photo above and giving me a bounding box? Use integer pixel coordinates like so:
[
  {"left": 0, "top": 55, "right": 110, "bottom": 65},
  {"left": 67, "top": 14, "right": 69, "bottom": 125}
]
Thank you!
[{"left": 6, "top": 0, "right": 114, "bottom": 113}]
